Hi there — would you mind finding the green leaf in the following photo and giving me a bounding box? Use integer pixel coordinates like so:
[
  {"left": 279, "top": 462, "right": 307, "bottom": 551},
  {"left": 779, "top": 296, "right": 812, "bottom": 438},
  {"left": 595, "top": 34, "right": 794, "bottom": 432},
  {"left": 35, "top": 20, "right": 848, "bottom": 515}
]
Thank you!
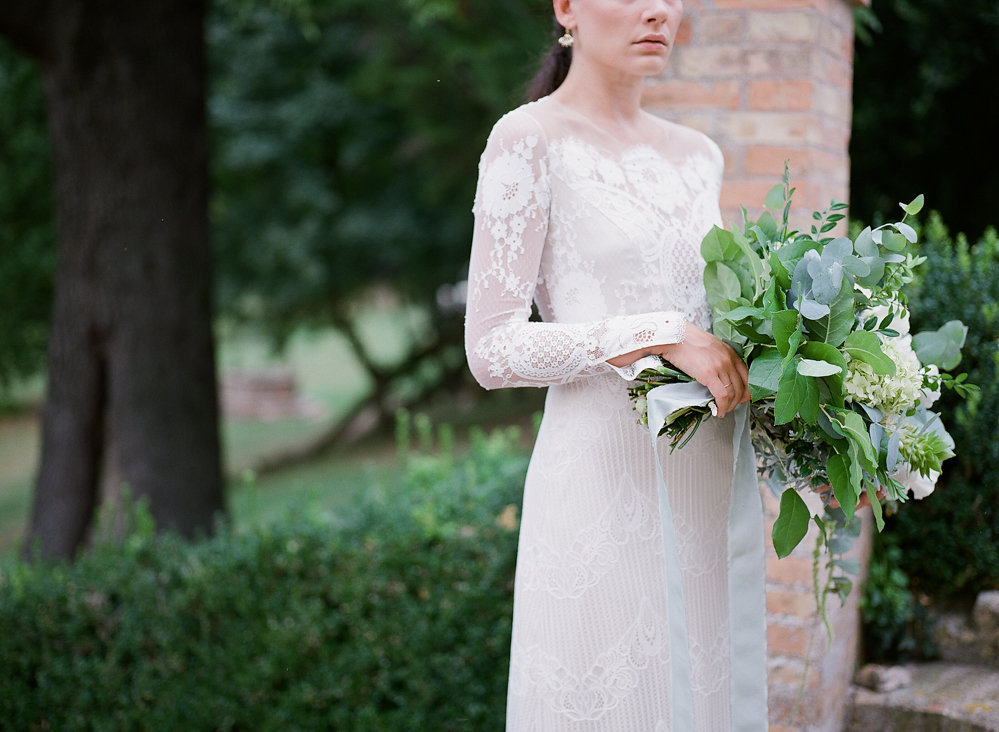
[
  {"left": 762, "top": 277, "right": 786, "bottom": 316},
  {"left": 704, "top": 261, "right": 743, "bottom": 305},
  {"left": 831, "top": 409, "right": 878, "bottom": 474},
  {"left": 801, "top": 341, "right": 847, "bottom": 405},
  {"left": 748, "top": 348, "right": 782, "bottom": 399},
  {"left": 800, "top": 341, "right": 847, "bottom": 374},
  {"left": 843, "top": 330, "right": 896, "bottom": 375},
  {"left": 826, "top": 453, "right": 856, "bottom": 522},
  {"left": 866, "top": 481, "right": 885, "bottom": 532},
  {"left": 776, "top": 359, "right": 820, "bottom": 425},
  {"left": 719, "top": 305, "right": 765, "bottom": 323},
  {"left": 701, "top": 226, "right": 739, "bottom": 262},
  {"left": 912, "top": 320, "right": 968, "bottom": 370},
  {"left": 772, "top": 488, "right": 810, "bottom": 558},
  {"left": 765, "top": 183, "right": 785, "bottom": 211},
  {"left": 901, "top": 194, "right": 924, "bottom": 217},
  {"left": 772, "top": 310, "right": 800, "bottom": 358},
  {"left": 797, "top": 358, "right": 842, "bottom": 377}
]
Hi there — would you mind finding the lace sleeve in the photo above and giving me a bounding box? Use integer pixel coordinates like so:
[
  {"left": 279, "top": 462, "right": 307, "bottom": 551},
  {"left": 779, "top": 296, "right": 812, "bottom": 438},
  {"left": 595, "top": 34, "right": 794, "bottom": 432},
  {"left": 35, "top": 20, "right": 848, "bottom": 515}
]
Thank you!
[{"left": 464, "top": 110, "right": 687, "bottom": 390}]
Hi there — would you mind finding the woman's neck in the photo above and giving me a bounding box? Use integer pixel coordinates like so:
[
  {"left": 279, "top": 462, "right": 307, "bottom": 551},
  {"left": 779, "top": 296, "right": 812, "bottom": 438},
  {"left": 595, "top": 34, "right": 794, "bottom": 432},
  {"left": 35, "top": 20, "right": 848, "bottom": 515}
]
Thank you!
[{"left": 550, "top": 56, "right": 647, "bottom": 130}]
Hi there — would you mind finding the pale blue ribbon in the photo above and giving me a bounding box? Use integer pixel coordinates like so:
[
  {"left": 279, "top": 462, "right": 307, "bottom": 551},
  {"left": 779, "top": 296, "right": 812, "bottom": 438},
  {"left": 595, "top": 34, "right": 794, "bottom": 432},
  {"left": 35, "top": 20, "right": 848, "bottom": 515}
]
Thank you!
[{"left": 646, "top": 382, "right": 768, "bottom": 731}]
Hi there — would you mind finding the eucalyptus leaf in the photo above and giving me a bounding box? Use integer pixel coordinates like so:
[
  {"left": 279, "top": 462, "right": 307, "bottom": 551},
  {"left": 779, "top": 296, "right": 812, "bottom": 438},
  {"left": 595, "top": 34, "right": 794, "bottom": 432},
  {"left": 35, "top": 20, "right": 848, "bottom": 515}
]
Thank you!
[
  {"left": 886, "top": 428, "right": 901, "bottom": 474},
  {"left": 854, "top": 226, "right": 876, "bottom": 257},
  {"left": 772, "top": 488, "right": 810, "bottom": 558},
  {"left": 912, "top": 320, "right": 968, "bottom": 370},
  {"left": 901, "top": 194, "right": 924, "bottom": 216},
  {"left": 883, "top": 231, "right": 907, "bottom": 252},
  {"left": 897, "top": 222, "right": 918, "bottom": 243},
  {"left": 803, "top": 277, "right": 854, "bottom": 347}
]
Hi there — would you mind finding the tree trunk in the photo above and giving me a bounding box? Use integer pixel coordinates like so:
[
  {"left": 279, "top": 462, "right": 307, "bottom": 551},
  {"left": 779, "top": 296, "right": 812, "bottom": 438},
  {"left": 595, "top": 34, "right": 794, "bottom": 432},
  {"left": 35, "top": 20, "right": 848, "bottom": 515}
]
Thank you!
[{"left": 18, "top": 0, "right": 224, "bottom": 559}]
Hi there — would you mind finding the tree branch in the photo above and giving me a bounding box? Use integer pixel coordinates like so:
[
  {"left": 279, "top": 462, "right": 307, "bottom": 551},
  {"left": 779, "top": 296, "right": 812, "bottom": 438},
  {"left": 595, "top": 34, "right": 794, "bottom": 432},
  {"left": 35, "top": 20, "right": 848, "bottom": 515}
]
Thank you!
[{"left": 0, "top": 0, "right": 54, "bottom": 59}]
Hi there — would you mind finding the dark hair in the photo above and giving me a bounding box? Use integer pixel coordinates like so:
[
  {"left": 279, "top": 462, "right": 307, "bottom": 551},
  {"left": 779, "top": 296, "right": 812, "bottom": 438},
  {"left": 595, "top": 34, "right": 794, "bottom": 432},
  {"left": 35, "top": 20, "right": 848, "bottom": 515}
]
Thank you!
[{"left": 524, "top": 17, "right": 572, "bottom": 103}]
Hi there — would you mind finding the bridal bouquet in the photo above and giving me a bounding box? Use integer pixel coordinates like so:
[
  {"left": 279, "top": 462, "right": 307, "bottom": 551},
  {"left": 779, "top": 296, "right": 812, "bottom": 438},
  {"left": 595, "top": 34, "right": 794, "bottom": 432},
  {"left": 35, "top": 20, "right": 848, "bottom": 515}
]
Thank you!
[{"left": 629, "top": 167, "right": 974, "bottom": 591}]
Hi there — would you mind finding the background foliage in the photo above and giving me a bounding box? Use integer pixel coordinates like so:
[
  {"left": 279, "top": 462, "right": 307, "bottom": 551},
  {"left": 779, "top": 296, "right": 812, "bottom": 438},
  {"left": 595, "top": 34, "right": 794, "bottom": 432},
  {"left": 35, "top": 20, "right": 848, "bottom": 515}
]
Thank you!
[
  {"left": 0, "top": 424, "right": 528, "bottom": 730},
  {"left": 210, "top": 0, "right": 549, "bottom": 340},
  {"left": 851, "top": 0, "right": 999, "bottom": 241},
  {"left": 0, "top": 41, "right": 53, "bottom": 389},
  {"left": 891, "top": 216, "right": 999, "bottom": 596}
]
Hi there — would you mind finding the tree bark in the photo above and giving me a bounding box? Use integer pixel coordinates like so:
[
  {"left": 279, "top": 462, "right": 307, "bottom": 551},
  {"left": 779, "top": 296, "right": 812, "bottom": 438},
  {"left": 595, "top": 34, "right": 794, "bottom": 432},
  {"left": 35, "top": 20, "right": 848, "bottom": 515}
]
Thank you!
[{"left": 16, "top": 0, "right": 224, "bottom": 559}]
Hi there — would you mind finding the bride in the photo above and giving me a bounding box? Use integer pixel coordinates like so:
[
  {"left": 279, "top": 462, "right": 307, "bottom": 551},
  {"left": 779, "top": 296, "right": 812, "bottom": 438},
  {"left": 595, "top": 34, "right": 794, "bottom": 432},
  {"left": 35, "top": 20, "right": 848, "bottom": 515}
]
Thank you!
[{"left": 464, "top": 0, "right": 765, "bottom": 729}]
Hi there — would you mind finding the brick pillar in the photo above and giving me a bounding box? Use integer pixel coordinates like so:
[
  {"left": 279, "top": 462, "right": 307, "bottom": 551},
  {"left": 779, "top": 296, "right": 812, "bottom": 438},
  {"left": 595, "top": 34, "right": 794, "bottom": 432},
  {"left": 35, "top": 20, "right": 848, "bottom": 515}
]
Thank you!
[
  {"left": 643, "top": 2, "right": 872, "bottom": 730},
  {"left": 645, "top": 0, "right": 867, "bottom": 227}
]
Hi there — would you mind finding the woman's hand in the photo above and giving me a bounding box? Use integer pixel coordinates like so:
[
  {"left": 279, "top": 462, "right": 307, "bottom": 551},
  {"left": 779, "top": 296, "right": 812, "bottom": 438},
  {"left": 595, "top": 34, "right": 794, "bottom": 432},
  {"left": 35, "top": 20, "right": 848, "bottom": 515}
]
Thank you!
[{"left": 654, "top": 323, "right": 749, "bottom": 417}]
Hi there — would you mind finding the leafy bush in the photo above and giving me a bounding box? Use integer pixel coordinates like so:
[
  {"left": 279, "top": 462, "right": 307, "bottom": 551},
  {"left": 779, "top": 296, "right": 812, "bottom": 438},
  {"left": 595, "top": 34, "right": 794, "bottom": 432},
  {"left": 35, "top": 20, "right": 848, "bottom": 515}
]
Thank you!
[
  {"left": 0, "top": 423, "right": 528, "bottom": 730},
  {"left": 889, "top": 215, "right": 999, "bottom": 597},
  {"left": 860, "top": 536, "right": 935, "bottom": 662}
]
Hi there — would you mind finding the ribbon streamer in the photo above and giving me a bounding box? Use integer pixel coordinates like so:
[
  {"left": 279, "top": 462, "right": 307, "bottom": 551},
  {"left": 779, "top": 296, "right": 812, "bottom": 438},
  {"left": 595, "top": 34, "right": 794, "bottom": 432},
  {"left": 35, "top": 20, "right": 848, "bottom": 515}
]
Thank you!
[{"left": 646, "top": 382, "right": 768, "bottom": 731}]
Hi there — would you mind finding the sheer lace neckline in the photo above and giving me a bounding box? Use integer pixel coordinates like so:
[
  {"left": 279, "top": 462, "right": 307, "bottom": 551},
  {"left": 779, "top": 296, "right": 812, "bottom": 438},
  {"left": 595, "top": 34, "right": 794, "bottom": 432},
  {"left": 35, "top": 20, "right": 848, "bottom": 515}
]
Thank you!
[{"left": 527, "top": 95, "right": 704, "bottom": 169}]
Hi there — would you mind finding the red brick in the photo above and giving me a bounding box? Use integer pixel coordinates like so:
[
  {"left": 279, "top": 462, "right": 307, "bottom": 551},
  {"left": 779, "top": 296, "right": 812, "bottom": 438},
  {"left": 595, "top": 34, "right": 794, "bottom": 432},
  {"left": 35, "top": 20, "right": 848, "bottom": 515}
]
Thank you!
[
  {"left": 744, "top": 145, "right": 814, "bottom": 176},
  {"left": 748, "top": 12, "right": 818, "bottom": 43},
  {"left": 767, "top": 588, "right": 817, "bottom": 618},
  {"left": 768, "top": 657, "right": 822, "bottom": 689},
  {"left": 643, "top": 80, "right": 741, "bottom": 110},
  {"left": 748, "top": 80, "right": 813, "bottom": 110},
  {"left": 768, "top": 623, "right": 812, "bottom": 657},
  {"left": 765, "top": 555, "right": 814, "bottom": 587},
  {"left": 675, "top": 17, "right": 694, "bottom": 45},
  {"left": 697, "top": 13, "right": 748, "bottom": 43},
  {"left": 713, "top": 0, "right": 819, "bottom": 8}
]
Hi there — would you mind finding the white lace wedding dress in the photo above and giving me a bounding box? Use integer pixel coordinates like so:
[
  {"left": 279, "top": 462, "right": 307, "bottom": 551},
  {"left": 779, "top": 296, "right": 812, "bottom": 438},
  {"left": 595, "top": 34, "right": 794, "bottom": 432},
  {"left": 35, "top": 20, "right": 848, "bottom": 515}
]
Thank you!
[{"left": 465, "top": 96, "right": 758, "bottom": 731}]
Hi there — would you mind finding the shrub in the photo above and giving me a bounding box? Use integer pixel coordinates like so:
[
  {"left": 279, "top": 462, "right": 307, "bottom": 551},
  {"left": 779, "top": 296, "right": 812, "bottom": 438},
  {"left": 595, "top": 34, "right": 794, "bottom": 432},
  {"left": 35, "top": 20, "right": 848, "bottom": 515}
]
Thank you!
[
  {"left": 0, "top": 423, "right": 528, "bottom": 730},
  {"left": 890, "top": 215, "right": 999, "bottom": 597}
]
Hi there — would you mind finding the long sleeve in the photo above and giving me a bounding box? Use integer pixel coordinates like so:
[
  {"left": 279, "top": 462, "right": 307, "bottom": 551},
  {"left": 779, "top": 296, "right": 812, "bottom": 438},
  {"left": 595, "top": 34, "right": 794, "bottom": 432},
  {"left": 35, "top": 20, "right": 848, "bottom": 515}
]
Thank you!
[{"left": 464, "top": 110, "right": 687, "bottom": 390}]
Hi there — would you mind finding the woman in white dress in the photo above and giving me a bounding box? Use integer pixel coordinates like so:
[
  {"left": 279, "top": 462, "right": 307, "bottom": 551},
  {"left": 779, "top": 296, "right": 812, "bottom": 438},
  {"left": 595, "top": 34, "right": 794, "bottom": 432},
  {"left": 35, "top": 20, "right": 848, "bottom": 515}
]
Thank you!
[{"left": 464, "top": 1, "right": 762, "bottom": 729}]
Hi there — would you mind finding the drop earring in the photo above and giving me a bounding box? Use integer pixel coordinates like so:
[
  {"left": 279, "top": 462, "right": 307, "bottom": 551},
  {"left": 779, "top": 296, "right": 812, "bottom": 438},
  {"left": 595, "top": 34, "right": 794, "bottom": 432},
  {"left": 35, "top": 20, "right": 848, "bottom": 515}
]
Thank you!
[{"left": 558, "top": 28, "right": 574, "bottom": 48}]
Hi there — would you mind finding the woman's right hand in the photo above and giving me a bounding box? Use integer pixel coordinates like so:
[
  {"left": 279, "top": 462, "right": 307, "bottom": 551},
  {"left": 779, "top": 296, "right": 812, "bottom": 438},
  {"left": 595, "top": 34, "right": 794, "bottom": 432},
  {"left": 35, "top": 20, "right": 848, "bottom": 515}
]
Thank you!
[{"left": 654, "top": 323, "right": 749, "bottom": 417}]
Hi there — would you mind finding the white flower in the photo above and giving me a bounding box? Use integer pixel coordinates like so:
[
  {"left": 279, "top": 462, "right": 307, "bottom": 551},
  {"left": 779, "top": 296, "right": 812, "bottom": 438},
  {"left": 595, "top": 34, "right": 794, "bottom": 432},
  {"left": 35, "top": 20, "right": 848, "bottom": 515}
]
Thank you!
[
  {"left": 893, "top": 465, "right": 939, "bottom": 499},
  {"left": 844, "top": 335, "right": 923, "bottom": 418}
]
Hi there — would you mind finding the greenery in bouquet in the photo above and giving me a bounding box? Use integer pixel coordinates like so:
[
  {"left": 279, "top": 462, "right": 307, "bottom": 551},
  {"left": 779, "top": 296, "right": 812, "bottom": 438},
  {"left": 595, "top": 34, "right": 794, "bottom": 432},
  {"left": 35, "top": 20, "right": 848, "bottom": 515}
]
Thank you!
[{"left": 629, "top": 166, "right": 975, "bottom": 608}]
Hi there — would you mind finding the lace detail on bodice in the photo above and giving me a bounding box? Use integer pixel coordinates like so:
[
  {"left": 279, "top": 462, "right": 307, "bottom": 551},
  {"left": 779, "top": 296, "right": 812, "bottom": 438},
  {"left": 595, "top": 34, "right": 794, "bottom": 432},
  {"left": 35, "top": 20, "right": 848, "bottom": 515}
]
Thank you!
[{"left": 465, "top": 98, "right": 722, "bottom": 390}]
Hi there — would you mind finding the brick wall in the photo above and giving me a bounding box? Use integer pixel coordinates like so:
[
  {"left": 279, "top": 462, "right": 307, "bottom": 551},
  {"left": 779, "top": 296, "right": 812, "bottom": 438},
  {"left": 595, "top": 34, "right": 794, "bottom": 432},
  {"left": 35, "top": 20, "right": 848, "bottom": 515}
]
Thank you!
[{"left": 643, "top": 1, "right": 873, "bottom": 730}]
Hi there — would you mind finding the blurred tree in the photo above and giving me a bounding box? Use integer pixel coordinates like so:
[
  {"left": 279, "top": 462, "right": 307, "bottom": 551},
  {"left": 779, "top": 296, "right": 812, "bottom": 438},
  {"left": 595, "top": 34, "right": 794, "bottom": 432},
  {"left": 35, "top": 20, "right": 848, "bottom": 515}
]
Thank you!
[
  {"left": 851, "top": 0, "right": 999, "bottom": 239},
  {"left": 0, "top": 0, "right": 225, "bottom": 560},
  {"left": 0, "top": 42, "right": 54, "bottom": 390},
  {"left": 210, "top": 0, "right": 550, "bottom": 428}
]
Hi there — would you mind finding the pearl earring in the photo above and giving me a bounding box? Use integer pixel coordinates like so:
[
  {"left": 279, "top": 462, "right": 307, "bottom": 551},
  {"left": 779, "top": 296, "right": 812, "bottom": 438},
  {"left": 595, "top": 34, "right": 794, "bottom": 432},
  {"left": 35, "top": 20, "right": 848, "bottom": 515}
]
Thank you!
[{"left": 558, "top": 28, "right": 574, "bottom": 48}]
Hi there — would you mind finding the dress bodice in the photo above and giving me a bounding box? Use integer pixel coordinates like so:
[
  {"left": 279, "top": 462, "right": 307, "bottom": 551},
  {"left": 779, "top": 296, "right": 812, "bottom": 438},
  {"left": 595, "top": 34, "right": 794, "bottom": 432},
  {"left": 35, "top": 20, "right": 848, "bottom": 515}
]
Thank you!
[{"left": 465, "top": 96, "right": 724, "bottom": 390}]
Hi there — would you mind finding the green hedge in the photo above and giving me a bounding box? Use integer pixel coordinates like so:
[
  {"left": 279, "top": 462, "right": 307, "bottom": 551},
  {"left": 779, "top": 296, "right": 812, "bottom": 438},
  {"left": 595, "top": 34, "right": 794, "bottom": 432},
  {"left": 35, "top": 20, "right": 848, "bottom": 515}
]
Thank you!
[
  {"left": 0, "top": 424, "right": 528, "bottom": 730},
  {"left": 891, "top": 215, "right": 999, "bottom": 597}
]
